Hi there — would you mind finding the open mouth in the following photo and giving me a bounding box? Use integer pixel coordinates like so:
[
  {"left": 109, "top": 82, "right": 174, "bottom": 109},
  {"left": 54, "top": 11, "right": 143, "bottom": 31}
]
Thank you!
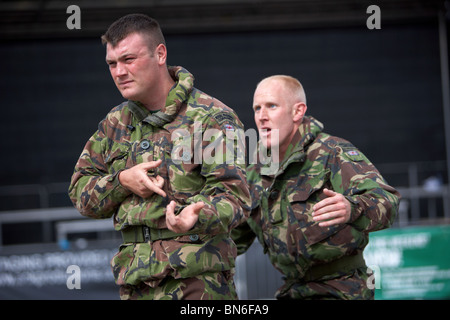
[{"left": 260, "top": 128, "right": 271, "bottom": 136}]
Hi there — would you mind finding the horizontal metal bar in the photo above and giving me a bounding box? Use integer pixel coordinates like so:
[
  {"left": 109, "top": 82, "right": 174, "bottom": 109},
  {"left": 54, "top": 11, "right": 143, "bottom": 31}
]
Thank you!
[{"left": 0, "top": 207, "right": 83, "bottom": 224}]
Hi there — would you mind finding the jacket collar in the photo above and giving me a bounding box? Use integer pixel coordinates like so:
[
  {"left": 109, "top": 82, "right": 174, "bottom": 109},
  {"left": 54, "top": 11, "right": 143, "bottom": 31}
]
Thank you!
[
  {"left": 289, "top": 115, "right": 324, "bottom": 156},
  {"left": 127, "top": 66, "right": 194, "bottom": 127}
]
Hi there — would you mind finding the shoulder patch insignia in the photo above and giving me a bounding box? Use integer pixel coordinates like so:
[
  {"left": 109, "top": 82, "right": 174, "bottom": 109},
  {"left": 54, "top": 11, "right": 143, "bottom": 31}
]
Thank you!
[
  {"left": 213, "top": 112, "right": 241, "bottom": 132},
  {"left": 343, "top": 148, "right": 364, "bottom": 162},
  {"left": 223, "top": 123, "right": 235, "bottom": 131},
  {"left": 213, "top": 112, "right": 235, "bottom": 125}
]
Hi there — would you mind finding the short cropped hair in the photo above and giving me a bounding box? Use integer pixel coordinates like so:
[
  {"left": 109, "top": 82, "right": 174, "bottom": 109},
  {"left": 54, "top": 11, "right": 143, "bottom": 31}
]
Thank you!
[
  {"left": 258, "top": 75, "right": 307, "bottom": 104},
  {"left": 101, "top": 14, "right": 166, "bottom": 51}
]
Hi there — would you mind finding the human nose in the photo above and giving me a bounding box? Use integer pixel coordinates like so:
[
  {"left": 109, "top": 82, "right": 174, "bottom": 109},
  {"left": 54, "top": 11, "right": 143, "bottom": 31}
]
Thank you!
[
  {"left": 257, "top": 106, "right": 269, "bottom": 122},
  {"left": 113, "top": 62, "right": 127, "bottom": 78}
]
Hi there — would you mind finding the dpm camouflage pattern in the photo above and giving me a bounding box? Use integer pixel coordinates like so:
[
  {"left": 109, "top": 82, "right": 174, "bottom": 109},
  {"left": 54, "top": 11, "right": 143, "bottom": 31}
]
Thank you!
[
  {"left": 119, "top": 271, "right": 237, "bottom": 300},
  {"left": 69, "top": 66, "right": 251, "bottom": 293},
  {"left": 232, "top": 116, "right": 400, "bottom": 299}
]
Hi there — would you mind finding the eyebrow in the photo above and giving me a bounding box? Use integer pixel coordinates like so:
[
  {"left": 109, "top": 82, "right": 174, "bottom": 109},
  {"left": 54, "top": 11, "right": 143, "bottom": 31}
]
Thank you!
[
  {"left": 106, "top": 52, "right": 136, "bottom": 64},
  {"left": 254, "top": 101, "right": 277, "bottom": 108}
]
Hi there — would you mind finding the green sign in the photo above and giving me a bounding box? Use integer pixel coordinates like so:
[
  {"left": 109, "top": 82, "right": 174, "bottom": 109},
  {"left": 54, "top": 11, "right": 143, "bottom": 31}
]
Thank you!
[{"left": 364, "top": 225, "right": 450, "bottom": 300}]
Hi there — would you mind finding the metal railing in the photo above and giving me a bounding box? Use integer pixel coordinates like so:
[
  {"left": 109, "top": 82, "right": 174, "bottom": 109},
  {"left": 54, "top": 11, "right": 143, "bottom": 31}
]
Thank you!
[
  {"left": 0, "top": 161, "right": 448, "bottom": 246},
  {"left": 0, "top": 183, "right": 69, "bottom": 209}
]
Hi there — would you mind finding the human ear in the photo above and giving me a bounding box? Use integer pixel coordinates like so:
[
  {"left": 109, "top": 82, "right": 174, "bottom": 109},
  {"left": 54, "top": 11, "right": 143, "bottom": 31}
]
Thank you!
[
  {"left": 292, "top": 102, "right": 307, "bottom": 122},
  {"left": 155, "top": 43, "right": 167, "bottom": 65}
]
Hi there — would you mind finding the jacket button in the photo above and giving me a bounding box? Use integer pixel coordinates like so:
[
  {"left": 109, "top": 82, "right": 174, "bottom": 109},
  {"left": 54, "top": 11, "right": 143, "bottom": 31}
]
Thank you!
[
  {"left": 189, "top": 234, "right": 199, "bottom": 242},
  {"left": 140, "top": 140, "right": 150, "bottom": 150}
]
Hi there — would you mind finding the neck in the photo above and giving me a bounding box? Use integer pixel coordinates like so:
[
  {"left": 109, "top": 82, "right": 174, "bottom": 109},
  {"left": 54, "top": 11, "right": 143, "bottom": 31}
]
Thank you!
[
  {"left": 142, "top": 69, "right": 175, "bottom": 111},
  {"left": 278, "top": 124, "right": 301, "bottom": 163}
]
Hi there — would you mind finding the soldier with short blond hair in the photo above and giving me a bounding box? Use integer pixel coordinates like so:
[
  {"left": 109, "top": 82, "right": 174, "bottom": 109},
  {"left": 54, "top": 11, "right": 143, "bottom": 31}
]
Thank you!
[{"left": 232, "top": 75, "right": 400, "bottom": 299}]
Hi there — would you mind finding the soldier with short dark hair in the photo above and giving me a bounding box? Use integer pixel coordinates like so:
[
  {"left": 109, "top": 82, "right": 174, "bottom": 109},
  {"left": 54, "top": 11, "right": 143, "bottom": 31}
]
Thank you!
[
  {"left": 232, "top": 75, "right": 401, "bottom": 299},
  {"left": 69, "top": 14, "right": 251, "bottom": 300}
]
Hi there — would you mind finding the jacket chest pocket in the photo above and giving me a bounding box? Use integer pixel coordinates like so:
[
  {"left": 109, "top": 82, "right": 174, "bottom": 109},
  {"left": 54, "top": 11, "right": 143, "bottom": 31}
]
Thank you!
[
  {"left": 262, "top": 177, "right": 291, "bottom": 225},
  {"left": 161, "top": 147, "right": 206, "bottom": 204},
  {"left": 287, "top": 169, "right": 330, "bottom": 203},
  {"left": 261, "top": 168, "right": 329, "bottom": 226},
  {"left": 287, "top": 170, "right": 346, "bottom": 245},
  {"left": 129, "top": 139, "right": 157, "bottom": 165},
  {"left": 284, "top": 172, "right": 327, "bottom": 234},
  {"left": 262, "top": 188, "right": 283, "bottom": 225},
  {"left": 131, "top": 130, "right": 172, "bottom": 176},
  {"left": 161, "top": 138, "right": 204, "bottom": 204},
  {"left": 104, "top": 142, "right": 131, "bottom": 175}
]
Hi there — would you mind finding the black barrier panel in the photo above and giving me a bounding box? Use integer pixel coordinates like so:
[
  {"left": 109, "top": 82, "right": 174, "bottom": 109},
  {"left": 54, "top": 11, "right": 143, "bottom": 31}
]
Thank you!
[
  {"left": 0, "top": 240, "right": 120, "bottom": 300},
  {"left": 0, "top": 238, "right": 284, "bottom": 300}
]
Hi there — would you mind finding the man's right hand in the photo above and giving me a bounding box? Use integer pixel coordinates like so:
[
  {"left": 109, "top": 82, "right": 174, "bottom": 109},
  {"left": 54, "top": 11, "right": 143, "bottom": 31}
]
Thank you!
[{"left": 118, "top": 160, "right": 166, "bottom": 198}]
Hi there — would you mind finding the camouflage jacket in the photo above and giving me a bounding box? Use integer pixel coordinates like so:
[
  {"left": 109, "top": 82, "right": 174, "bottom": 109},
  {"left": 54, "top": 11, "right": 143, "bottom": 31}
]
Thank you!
[
  {"left": 69, "top": 66, "right": 251, "bottom": 286},
  {"left": 232, "top": 116, "right": 400, "bottom": 281}
]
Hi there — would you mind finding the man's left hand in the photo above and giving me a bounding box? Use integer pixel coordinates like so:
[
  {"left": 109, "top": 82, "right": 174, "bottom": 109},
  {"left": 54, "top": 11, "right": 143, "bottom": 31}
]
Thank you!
[
  {"left": 166, "top": 200, "right": 205, "bottom": 233},
  {"left": 312, "top": 188, "right": 351, "bottom": 227}
]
